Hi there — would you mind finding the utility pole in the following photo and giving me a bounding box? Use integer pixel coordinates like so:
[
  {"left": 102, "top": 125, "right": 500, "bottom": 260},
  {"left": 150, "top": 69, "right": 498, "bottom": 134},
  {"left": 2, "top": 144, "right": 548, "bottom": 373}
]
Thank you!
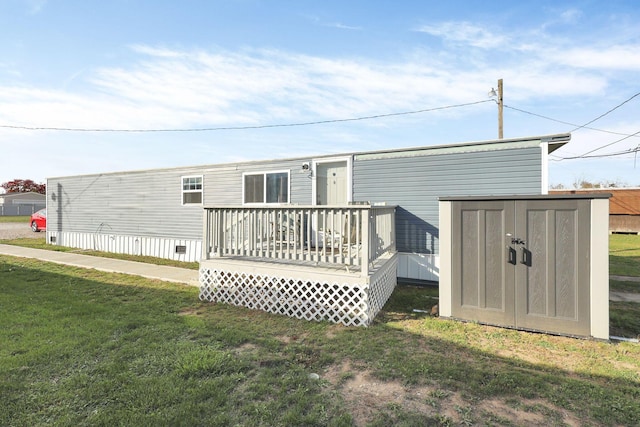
[{"left": 498, "top": 78, "right": 504, "bottom": 139}]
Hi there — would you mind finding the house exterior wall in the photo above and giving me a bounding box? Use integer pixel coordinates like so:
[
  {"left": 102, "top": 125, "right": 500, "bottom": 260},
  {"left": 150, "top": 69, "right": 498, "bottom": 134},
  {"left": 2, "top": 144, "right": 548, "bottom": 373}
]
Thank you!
[
  {"left": 46, "top": 158, "right": 314, "bottom": 260},
  {"left": 46, "top": 135, "right": 561, "bottom": 274},
  {"left": 48, "top": 168, "right": 205, "bottom": 240},
  {"left": 202, "top": 158, "right": 312, "bottom": 205},
  {"left": 353, "top": 146, "right": 543, "bottom": 280}
]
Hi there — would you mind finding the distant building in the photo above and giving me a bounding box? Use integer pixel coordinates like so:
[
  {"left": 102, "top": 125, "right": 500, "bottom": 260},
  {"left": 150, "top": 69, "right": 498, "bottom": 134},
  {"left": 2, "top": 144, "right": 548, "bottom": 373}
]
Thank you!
[
  {"left": 550, "top": 188, "right": 640, "bottom": 233},
  {"left": 0, "top": 191, "right": 46, "bottom": 215},
  {"left": 0, "top": 191, "right": 46, "bottom": 204}
]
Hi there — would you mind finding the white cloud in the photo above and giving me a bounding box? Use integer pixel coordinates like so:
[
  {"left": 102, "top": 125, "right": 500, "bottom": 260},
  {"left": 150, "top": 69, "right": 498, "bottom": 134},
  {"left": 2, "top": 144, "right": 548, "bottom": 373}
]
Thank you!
[
  {"left": 0, "top": 19, "right": 632, "bottom": 136},
  {"left": 325, "top": 22, "right": 362, "bottom": 31},
  {"left": 559, "top": 8, "right": 583, "bottom": 24},
  {"left": 551, "top": 45, "right": 640, "bottom": 71},
  {"left": 416, "top": 22, "right": 507, "bottom": 49}
]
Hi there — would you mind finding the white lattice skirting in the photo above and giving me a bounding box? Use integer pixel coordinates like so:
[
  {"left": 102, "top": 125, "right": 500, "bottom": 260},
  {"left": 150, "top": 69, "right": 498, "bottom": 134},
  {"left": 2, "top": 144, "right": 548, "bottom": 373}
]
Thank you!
[{"left": 199, "top": 257, "right": 397, "bottom": 327}]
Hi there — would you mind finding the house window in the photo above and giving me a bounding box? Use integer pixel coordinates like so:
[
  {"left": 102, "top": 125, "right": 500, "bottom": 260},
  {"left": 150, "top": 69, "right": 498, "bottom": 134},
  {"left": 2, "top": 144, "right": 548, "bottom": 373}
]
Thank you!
[
  {"left": 182, "top": 175, "right": 203, "bottom": 205},
  {"left": 243, "top": 171, "right": 289, "bottom": 204}
]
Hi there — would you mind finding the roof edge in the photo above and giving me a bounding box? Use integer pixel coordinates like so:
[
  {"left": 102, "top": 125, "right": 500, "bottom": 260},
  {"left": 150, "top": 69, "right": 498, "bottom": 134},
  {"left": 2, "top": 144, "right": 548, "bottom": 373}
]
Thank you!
[{"left": 47, "top": 133, "right": 571, "bottom": 180}]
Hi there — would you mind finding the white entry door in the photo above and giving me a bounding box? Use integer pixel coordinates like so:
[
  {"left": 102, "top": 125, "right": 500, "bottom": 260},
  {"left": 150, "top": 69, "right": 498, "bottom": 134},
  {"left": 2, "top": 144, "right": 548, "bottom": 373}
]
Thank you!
[
  {"left": 315, "top": 160, "right": 348, "bottom": 205},
  {"left": 311, "top": 159, "right": 350, "bottom": 248}
]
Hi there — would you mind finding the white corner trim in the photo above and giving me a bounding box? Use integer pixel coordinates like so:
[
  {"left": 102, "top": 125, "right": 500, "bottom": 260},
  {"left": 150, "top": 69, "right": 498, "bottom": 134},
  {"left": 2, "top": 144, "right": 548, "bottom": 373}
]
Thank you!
[
  {"left": 541, "top": 142, "right": 549, "bottom": 195},
  {"left": 590, "top": 199, "right": 609, "bottom": 340}
]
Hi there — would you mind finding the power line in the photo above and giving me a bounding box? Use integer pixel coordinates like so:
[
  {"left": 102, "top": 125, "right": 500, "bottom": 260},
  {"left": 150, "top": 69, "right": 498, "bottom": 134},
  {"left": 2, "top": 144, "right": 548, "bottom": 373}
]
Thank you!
[
  {"left": 568, "top": 90, "right": 640, "bottom": 132},
  {"left": 0, "top": 99, "right": 493, "bottom": 133},
  {"left": 575, "top": 129, "right": 640, "bottom": 157},
  {"left": 506, "top": 91, "right": 640, "bottom": 161},
  {"left": 504, "top": 104, "right": 640, "bottom": 138},
  {"left": 551, "top": 146, "right": 640, "bottom": 160},
  {"left": 551, "top": 130, "right": 640, "bottom": 160}
]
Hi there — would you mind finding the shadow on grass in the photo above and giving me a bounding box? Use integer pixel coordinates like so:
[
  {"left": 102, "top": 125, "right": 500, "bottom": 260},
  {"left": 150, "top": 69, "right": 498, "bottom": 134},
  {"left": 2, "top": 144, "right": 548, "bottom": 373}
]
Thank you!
[
  {"left": 610, "top": 246, "right": 640, "bottom": 254},
  {"left": 610, "top": 254, "right": 640, "bottom": 277},
  {"left": 2, "top": 256, "right": 639, "bottom": 426}
]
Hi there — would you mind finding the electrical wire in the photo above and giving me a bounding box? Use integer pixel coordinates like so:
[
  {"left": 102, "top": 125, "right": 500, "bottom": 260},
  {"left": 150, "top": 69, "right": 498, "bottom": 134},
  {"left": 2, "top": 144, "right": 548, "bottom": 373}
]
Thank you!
[
  {"left": 0, "top": 99, "right": 493, "bottom": 133},
  {"left": 573, "top": 129, "right": 640, "bottom": 158},
  {"left": 504, "top": 104, "right": 640, "bottom": 138},
  {"left": 506, "top": 91, "right": 640, "bottom": 161},
  {"left": 567, "top": 90, "right": 640, "bottom": 132},
  {"left": 551, "top": 146, "right": 640, "bottom": 160}
]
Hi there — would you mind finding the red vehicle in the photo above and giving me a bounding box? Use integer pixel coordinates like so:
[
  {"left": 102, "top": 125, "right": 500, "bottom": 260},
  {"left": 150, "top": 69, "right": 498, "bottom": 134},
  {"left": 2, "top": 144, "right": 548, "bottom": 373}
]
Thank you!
[{"left": 30, "top": 208, "right": 46, "bottom": 232}]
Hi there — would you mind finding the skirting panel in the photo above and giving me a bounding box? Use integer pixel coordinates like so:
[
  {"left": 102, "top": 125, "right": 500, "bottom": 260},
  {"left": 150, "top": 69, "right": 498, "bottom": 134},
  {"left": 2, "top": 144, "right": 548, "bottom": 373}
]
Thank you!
[
  {"left": 199, "top": 256, "right": 397, "bottom": 327},
  {"left": 396, "top": 253, "right": 439, "bottom": 282},
  {"left": 46, "top": 231, "right": 202, "bottom": 262}
]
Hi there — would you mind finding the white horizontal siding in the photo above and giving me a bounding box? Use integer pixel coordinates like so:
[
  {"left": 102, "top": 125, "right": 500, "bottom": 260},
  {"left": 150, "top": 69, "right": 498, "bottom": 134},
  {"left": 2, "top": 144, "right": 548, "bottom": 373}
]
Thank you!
[{"left": 47, "top": 231, "right": 202, "bottom": 262}]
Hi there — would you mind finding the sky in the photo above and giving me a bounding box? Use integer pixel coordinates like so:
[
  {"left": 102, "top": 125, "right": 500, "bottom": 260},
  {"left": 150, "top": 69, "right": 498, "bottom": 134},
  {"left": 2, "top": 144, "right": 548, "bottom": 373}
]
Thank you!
[{"left": 1, "top": 0, "right": 639, "bottom": 191}]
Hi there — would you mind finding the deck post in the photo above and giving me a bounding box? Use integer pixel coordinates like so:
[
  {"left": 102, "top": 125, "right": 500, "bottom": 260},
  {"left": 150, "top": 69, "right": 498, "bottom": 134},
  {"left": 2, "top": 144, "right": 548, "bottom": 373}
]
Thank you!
[
  {"left": 202, "top": 209, "right": 210, "bottom": 260},
  {"left": 361, "top": 209, "right": 370, "bottom": 277},
  {"left": 216, "top": 209, "right": 224, "bottom": 257}
]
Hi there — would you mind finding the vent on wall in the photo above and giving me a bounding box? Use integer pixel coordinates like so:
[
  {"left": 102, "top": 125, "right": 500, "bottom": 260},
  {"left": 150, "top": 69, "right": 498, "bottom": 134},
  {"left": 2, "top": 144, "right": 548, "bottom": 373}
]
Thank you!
[
  {"left": 175, "top": 245, "right": 187, "bottom": 254},
  {"left": 49, "top": 236, "right": 56, "bottom": 243}
]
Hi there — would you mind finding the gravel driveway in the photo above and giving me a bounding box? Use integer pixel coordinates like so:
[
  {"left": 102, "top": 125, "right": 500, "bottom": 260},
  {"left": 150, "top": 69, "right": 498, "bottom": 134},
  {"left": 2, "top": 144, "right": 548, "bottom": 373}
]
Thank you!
[{"left": 0, "top": 222, "right": 43, "bottom": 239}]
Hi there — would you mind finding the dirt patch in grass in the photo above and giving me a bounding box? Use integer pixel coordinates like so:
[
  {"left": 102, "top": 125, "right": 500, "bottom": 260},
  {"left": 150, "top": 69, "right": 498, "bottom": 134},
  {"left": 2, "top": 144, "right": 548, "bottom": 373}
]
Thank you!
[
  {"left": 323, "top": 359, "right": 587, "bottom": 426},
  {"left": 275, "top": 333, "right": 308, "bottom": 344},
  {"left": 177, "top": 307, "right": 203, "bottom": 316}
]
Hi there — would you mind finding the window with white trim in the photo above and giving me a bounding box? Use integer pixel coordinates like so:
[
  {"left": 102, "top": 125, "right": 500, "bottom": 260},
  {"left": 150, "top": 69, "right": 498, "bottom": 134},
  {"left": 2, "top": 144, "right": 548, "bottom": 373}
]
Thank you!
[
  {"left": 243, "top": 171, "right": 289, "bottom": 204},
  {"left": 182, "top": 175, "right": 203, "bottom": 205}
]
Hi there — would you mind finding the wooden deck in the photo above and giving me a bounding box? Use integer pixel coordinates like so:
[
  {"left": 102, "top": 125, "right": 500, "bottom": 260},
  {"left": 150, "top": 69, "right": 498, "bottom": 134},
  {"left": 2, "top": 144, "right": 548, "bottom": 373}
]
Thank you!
[
  {"left": 199, "top": 205, "right": 398, "bottom": 326},
  {"left": 201, "top": 250, "right": 396, "bottom": 283}
]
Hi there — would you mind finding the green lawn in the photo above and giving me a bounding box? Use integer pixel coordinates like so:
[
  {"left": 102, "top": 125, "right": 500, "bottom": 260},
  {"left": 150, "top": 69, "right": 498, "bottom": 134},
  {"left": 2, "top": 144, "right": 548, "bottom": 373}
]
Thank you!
[
  {"left": 610, "top": 234, "right": 640, "bottom": 277},
  {"left": 1, "top": 256, "right": 639, "bottom": 426},
  {"left": 0, "top": 237, "right": 200, "bottom": 270},
  {"left": 0, "top": 215, "right": 30, "bottom": 223}
]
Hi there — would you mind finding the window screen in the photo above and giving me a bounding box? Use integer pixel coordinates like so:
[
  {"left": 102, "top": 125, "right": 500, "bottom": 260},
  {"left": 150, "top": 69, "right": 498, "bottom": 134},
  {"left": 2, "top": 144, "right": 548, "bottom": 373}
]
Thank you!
[
  {"left": 244, "top": 172, "right": 289, "bottom": 204},
  {"left": 182, "top": 176, "right": 203, "bottom": 205}
]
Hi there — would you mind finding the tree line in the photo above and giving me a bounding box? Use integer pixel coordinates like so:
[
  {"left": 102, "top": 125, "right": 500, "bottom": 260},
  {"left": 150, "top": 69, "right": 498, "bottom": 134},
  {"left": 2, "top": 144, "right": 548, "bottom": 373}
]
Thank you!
[{"left": 1, "top": 179, "right": 46, "bottom": 194}]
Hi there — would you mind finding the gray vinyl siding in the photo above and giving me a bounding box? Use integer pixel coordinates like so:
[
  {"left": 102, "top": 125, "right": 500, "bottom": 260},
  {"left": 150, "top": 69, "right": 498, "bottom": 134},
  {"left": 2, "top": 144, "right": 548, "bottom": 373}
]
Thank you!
[
  {"left": 48, "top": 168, "right": 204, "bottom": 240},
  {"left": 48, "top": 137, "right": 553, "bottom": 254},
  {"left": 202, "top": 158, "right": 312, "bottom": 205},
  {"left": 48, "top": 158, "right": 312, "bottom": 240},
  {"left": 352, "top": 147, "right": 542, "bottom": 255}
]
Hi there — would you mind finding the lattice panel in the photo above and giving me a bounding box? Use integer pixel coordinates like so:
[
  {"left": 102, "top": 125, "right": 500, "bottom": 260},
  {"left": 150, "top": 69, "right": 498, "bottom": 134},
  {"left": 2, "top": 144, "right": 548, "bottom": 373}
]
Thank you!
[
  {"left": 199, "top": 260, "right": 397, "bottom": 326},
  {"left": 365, "top": 257, "right": 398, "bottom": 322}
]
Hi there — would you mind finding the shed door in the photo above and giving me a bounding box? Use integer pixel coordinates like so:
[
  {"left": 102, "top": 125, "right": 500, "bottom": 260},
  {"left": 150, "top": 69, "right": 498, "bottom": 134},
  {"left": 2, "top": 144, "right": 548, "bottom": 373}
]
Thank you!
[
  {"left": 451, "top": 201, "right": 516, "bottom": 325},
  {"left": 514, "top": 199, "right": 591, "bottom": 336},
  {"left": 451, "top": 199, "right": 591, "bottom": 336}
]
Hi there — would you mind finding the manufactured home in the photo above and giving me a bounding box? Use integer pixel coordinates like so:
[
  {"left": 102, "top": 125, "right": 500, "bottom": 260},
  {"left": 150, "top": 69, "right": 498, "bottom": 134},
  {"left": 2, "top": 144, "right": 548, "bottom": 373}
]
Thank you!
[{"left": 46, "top": 133, "right": 570, "bottom": 325}]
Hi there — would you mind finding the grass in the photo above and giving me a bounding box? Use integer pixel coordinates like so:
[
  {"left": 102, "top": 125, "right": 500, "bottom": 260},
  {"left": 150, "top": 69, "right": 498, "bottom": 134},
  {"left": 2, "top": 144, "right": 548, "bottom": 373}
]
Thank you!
[
  {"left": 0, "top": 215, "right": 30, "bottom": 223},
  {"left": 0, "top": 237, "right": 199, "bottom": 270},
  {"left": 2, "top": 257, "right": 640, "bottom": 426},
  {"left": 610, "top": 233, "right": 640, "bottom": 277},
  {"left": 610, "top": 279, "right": 640, "bottom": 293},
  {"left": 610, "top": 301, "right": 640, "bottom": 339}
]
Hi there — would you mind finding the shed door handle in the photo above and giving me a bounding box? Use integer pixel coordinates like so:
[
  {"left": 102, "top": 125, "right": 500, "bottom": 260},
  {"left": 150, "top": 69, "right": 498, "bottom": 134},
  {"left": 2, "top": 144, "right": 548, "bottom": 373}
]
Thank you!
[{"left": 521, "top": 247, "right": 531, "bottom": 266}]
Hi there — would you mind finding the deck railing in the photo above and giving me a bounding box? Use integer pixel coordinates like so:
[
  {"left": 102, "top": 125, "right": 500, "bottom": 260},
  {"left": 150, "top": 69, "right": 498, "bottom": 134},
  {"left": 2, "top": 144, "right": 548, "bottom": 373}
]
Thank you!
[{"left": 203, "top": 205, "right": 396, "bottom": 276}]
